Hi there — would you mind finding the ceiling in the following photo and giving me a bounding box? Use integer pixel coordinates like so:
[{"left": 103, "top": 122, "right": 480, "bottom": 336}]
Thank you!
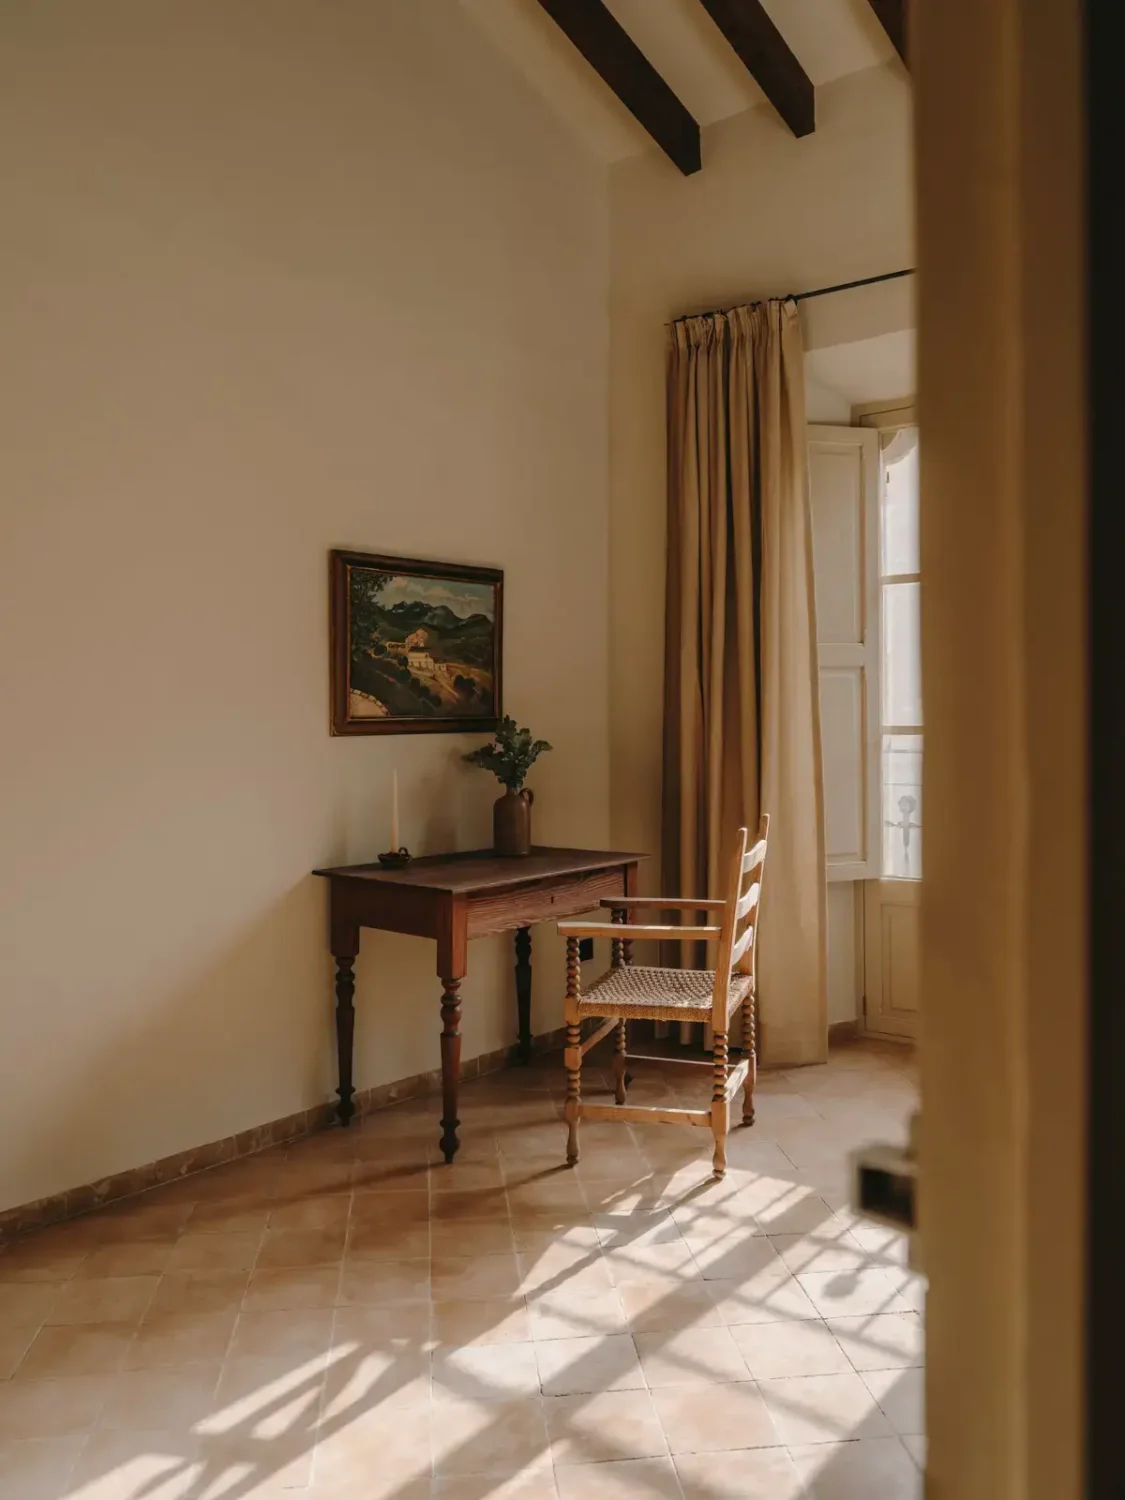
[
  {"left": 459, "top": 0, "right": 896, "bottom": 163},
  {"left": 806, "top": 329, "right": 916, "bottom": 411}
]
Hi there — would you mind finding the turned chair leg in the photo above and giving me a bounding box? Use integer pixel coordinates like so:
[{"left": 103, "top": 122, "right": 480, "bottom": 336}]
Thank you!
[
  {"left": 711, "top": 1030, "right": 730, "bottom": 1177},
  {"left": 565, "top": 1020, "right": 582, "bottom": 1165},
  {"left": 612, "top": 1018, "right": 628, "bottom": 1104},
  {"left": 742, "top": 990, "right": 757, "bottom": 1127},
  {"left": 563, "top": 937, "right": 582, "bottom": 1166}
]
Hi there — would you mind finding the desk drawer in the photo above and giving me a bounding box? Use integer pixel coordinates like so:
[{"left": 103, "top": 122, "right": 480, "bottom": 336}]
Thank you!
[{"left": 467, "top": 867, "right": 627, "bottom": 939}]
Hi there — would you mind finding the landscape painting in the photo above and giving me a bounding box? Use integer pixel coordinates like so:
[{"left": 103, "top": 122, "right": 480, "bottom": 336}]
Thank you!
[{"left": 330, "top": 550, "right": 502, "bottom": 735}]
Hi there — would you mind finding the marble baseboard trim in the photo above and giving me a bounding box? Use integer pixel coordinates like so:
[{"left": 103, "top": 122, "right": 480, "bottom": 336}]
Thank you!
[
  {"left": 0, "top": 1025, "right": 571, "bottom": 1244},
  {"left": 348, "top": 1024, "right": 570, "bottom": 1119},
  {"left": 0, "top": 1101, "right": 325, "bottom": 1245}
]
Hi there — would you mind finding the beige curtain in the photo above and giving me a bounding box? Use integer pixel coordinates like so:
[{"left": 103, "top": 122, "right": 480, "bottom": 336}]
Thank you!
[{"left": 663, "top": 299, "right": 827, "bottom": 1066}]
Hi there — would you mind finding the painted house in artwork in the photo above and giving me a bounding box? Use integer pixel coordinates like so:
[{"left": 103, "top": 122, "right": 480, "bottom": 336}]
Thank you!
[
  {"left": 407, "top": 647, "right": 435, "bottom": 675},
  {"left": 385, "top": 627, "right": 432, "bottom": 661}
]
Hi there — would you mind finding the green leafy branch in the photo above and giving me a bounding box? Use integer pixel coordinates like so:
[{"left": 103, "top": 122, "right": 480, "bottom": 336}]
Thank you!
[{"left": 463, "top": 715, "right": 552, "bottom": 792}]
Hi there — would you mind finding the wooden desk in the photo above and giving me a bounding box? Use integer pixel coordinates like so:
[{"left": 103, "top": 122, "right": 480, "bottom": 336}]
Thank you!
[{"left": 313, "top": 847, "right": 646, "bottom": 1162}]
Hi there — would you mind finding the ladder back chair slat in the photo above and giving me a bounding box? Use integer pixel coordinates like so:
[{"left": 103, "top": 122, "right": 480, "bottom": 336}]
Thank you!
[
  {"left": 742, "top": 837, "right": 768, "bottom": 873},
  {"left": 736, "top": 882, "right": 761, "bottom": 921},
  {"left": 731, "top": 923, "right": 754, "bottom": 967}
]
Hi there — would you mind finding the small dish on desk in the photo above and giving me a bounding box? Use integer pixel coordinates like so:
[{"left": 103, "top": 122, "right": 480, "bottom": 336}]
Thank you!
[{"left": 377, "top": 848, "right": 413, "bottom": 869}]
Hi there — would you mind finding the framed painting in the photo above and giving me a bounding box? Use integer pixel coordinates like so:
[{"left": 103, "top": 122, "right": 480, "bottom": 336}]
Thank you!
[{"left": 330, "top": 550, "right": 503, "bottom": 735}]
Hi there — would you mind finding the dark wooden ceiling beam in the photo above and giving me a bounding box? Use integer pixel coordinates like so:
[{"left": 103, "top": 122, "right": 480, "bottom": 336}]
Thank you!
[
  {"left": 697, "top": 0, "right": 814, "bottom": 138},
  {"left": 535, "top": 0, "right": 701, "bottom": 175},
  {"left": 867, "top": 0, "right": 909, "bottom": 67}
]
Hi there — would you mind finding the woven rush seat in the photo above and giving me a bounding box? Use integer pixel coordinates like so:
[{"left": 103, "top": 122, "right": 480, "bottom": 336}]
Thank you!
[{"left": 576, "top": 963, "right": 752, "bottom": 1024}]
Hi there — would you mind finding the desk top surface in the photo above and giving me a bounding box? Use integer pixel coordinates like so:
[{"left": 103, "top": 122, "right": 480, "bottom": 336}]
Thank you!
[{"left": 313, "top": 846, "right": 647, "bottom": 895}]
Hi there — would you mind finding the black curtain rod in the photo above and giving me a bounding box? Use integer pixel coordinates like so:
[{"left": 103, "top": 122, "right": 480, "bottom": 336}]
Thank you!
[{"left": 669, "top": 267, "right": 915, "bottom": 324}]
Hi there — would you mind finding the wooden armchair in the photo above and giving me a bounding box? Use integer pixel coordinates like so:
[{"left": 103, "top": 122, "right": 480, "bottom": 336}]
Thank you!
[{"left": 557, "top": 817, "right": 769, "bottom": 1177}]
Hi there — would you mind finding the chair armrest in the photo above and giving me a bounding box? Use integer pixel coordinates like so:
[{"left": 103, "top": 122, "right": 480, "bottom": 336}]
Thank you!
[
  {"left": 599, "top": 897, "right": 726, "bottom": 912},
  {"left": 557, "top": 921, "right": 722, "bottom": 941}
]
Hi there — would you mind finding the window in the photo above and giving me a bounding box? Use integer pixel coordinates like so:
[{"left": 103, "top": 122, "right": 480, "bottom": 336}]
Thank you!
[
  {"left": 808, "top": 409, "right": 922, "bottom": 1040},
  {"left": 808, "top": 426, "right": 880, "bottom": 883},
  {"left": 809, "top": 414, "right": 921, "bottom": 886},
  {"left": 879, "top": 428, "right": 921, "bottom": 878}
]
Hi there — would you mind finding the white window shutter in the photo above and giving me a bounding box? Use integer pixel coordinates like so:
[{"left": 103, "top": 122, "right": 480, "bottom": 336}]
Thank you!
[{"left": 808, "top": 426, "right": 881, "bottom": 881}]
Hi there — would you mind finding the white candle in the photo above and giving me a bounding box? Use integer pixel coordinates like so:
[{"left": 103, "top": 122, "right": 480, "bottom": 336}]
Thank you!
[{"left": 390, "top": 769, "right": 400, "bottom": 851}]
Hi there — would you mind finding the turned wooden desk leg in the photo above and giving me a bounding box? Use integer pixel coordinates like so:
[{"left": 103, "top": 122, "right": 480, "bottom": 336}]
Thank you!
[
  {"left": 436, "top": 897, "right": 468, "bottom": 1166},
  {"left": 515, "top": 926, "right": 533, "bottom": 1064},
  {"left": 334, "top": 955, "right": 357, "bottom": 1127},
  {"left": 439, "top": 977, "right": 463, "bottom": 1163}
]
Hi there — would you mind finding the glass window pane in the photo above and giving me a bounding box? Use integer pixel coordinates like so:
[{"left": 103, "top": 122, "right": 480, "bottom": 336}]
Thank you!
[
  {"left": 881, "top": 431, "right": 919, "bottom": 576},
  {"left": 883, "top": 581, "right": 922, "bottom": 727},
  {"left": 883, "top": 734, "right": 922, "bottom": 879}
]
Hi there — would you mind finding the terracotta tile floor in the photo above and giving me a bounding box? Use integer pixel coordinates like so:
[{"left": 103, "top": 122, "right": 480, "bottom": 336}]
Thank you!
[{"left": 0, "top": 1040, "right": 922, "bottom": 1499}]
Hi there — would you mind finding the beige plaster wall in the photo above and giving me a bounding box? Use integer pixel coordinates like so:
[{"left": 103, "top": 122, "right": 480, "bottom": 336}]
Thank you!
[{"left": 0, "top": 1, "right": 610, "bottom": 1212}]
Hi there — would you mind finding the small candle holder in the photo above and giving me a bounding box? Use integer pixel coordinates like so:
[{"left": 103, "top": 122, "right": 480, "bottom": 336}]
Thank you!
[{"left": 378, "top": 848, "right": 413, "bottom": 869}]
